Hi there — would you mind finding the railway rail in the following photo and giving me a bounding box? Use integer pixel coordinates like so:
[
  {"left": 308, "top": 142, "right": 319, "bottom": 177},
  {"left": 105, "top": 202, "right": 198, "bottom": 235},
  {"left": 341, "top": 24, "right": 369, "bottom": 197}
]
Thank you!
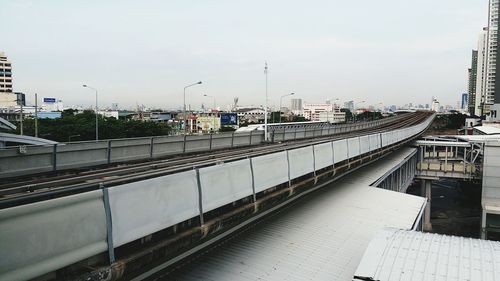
[{"left": 0, "top": 112, "right": 431, "bottom": 208}]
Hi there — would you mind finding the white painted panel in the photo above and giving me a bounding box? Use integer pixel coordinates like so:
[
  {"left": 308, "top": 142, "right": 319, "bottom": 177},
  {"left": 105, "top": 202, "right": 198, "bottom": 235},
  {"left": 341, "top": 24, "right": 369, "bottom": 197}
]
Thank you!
[
  {"left": 200, "top": 159, "right": 253, "bottom": 212},
  {"left": 348, "top": 137, "right": 360, "bottom": 158},
  {"left": 252, "top": 151, "right": 289, "bottom": 192},
  {"left": 483, "top": 166, "right": 500, "bottom": 178},
  {"left": 109, "top": 170, "right": 199, "bottom": 247},
  {"left": 483, "top": 187, "right": 500, "bottom": 199},
  {"left": 314, "top": 142, "right": 334, "bottom": 170},
  {"left": 360, "top": 136, "right": 370, "bottom": 154},
  {"left": 390, "top": 131, "right": 397, "bottom": 144},
  {"left": 485, "top": 146, "right": 500, "bottom": 157},
  {"left": 288, "top": 147, "right": 314, "bottom": 179},
  {"left": 381, "top": 133, "right": 389, "bottom": 147},
  {"left": 484, "top": 155, "right": 500, "bottom": 167},
  {"left": 333, "top": 140, "right": 348, "bottom": 163},
  {"left": 483, "top": 176, "right": 500, "bottom": 188},
  {"left": 0, "top": 191, "right": 107, "bottom": 281},
  {"left": 369, "top": 134, "right": 380, "bottom": 150}
]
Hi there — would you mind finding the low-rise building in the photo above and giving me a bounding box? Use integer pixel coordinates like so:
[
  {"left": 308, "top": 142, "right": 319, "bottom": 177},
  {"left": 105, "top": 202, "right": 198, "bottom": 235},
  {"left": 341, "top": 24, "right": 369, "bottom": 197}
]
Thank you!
[
  {"left": 235, "top": 107, "right": 265, "bottom": 123},
  {"left": 318, "top": 111, "right": 346, "bottom": 123},
  {"left": 303, "top": 103, "right": 342, "bottom": 121}
]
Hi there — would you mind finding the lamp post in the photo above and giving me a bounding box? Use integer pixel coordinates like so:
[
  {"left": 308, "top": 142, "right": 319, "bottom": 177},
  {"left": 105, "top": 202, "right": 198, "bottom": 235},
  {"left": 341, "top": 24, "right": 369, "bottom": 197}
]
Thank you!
[
  {"left": 82, "top": 84, "right": 99, "bottom": 141},
  {"left": 279, "top": 92, "right": 295, "bottom": 124},
  {"left": 18, "top": 96, "right": 24, "bottom": 136},
  {"left": 183, "top": 81, "right": 202, "bottom": 134},
  {"left": 264, "top": 62, "right": 269, "bottom": 141},
  {"left": 34, "top": 93, "right": 38, "bottom": 138},
  {"left": 203, "top": 94, "right": 216, "bottom": 132}
]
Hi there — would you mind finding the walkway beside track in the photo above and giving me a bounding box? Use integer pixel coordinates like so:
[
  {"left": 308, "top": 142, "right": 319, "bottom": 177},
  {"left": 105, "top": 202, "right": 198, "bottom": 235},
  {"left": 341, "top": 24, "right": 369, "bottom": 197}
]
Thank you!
[{"left": 144, "top": 148, "right": 426, "bottom": 281}]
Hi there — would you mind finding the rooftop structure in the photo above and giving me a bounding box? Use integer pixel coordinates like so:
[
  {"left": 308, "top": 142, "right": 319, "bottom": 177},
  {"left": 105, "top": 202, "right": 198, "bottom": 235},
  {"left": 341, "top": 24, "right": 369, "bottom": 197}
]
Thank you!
[
  {"left": 355, "top": 227, "right": 500, "bottom": 281},
  {"left": 162, "top": 148, "right": 426, "bottom": 281}
]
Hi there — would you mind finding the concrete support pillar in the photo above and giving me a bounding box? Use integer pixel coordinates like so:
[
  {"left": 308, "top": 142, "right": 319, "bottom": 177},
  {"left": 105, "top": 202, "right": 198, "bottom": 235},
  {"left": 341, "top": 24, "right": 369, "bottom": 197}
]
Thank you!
[{"left": 422, "top": 179, "right": 432, "bottom": 231}]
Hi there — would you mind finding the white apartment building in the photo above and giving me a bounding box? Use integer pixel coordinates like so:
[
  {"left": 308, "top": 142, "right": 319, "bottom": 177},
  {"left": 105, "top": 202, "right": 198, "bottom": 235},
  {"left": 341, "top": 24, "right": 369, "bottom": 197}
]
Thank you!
[
  {"left": 0, "top": 52, "right": 17, "bottom": 108},
  {"left": 318, "top": 111, "right": 346, "bottom": 123},
  {"left": 303, "top": 103, "right": 342, "bottom": 121},
  {"left": 0, "top": 52, "right": 12, "bottom": 93},
  {"left": 431, "top": 98, "right": 440, "bottom": 112}
]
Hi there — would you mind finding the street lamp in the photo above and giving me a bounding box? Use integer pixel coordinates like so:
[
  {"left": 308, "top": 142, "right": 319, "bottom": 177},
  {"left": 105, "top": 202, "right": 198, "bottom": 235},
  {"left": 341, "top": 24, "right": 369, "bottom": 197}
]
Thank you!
[
  {"left": 279, "top": 92, "right": 295, "bottom": 124},
  {"left": 183, "top": 81, "right": 202, "bottom": 134},
  {"left": 264, "top": 62, "right": 269, "bottom": 141},
  {"left": 82, "top": 84, "right": 99, "bottom": 141},
  {"left": 203, "top": 94, "right": 216, "bottom": 132}
]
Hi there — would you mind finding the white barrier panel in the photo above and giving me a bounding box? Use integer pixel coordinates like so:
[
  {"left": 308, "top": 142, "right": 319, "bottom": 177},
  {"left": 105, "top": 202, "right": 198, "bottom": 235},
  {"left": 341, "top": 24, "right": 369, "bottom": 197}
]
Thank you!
[
  {"left": 199, "top": 159, "right": 253, "bottom": 212},
  {"left": 360, "top": 136, "right": 370, "bottom": 154},
  {"left": 109, "top": 170, "right": 199, "bottom": 247},
  {"left": 252, "top": 151, "right": 289, "bottom": 192},
  {"left": 314, "top": 142, "right": 334, "bottom": 170},
  {"left": 0, "top": 191, "right": 108, "bottom": 281},
  {"left": 369, "top": 134, "right": 380, "bottom": 151},
  {"left": 348, "top": 137, "right": 360, "bottom": 158},
  {"left": 333, "top": 140, "right": 348, "bottom": 163},
  {"left": 288, "top": 147, "right": 314, "bottom": 179},
  {"left": 380, "top": 132, "right": 388, "bottom": 147}
]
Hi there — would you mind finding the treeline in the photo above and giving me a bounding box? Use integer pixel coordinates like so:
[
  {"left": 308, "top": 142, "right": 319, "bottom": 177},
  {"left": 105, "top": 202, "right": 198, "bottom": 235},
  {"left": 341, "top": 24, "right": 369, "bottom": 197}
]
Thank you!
[{"left": 15, "top": 110, "right": 172, "bottom": 142}]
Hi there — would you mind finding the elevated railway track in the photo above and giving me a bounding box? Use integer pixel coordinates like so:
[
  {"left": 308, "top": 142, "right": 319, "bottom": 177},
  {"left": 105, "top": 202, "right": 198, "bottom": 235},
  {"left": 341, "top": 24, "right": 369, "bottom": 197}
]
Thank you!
[
  {"left": 0, "top": 112, "right": 431, "bottom": 208},
  {"left": 0, "top": 111, "right": 435, "bottom": 281}
]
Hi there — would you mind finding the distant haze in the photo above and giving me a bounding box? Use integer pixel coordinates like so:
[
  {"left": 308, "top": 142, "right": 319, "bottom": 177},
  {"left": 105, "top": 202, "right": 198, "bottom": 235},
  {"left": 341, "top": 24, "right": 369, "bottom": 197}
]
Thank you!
[{"left": 0, "top": 0, "right": 488, "bottom": 109}]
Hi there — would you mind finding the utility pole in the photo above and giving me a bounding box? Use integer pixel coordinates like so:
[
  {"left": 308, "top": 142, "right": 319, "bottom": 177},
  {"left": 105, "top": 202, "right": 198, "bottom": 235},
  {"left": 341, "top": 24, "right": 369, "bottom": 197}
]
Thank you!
[
  {"left": 19, "top": 97, "right": 23, "bottom": 135},
  {"left": 264, "top": 62, "right": 269, "bottom": 141},
  {"left": 34, "top": 93, "right": 38, "bottom": 137}
]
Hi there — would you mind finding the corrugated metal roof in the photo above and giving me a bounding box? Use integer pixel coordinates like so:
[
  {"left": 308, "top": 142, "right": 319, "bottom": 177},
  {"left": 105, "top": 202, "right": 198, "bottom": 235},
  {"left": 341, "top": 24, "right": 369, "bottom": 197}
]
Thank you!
[
  {"left": 474, "top": 126, "right": 500, "bottom": 135},
  {"left": 455, "top": 135, "right": 500, "bottom": 142},
  {"left": 354, "top": 228, "right": 500, "bottom": 281},
  {"left": 166, "top": 148, "right": 426, "bottom": 281}
]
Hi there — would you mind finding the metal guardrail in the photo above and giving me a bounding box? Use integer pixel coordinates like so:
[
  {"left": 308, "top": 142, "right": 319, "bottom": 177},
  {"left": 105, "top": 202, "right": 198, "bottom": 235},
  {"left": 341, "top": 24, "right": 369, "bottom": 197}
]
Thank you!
[{"left": 0, "top": 116, "right": 406, "bottom": 178}]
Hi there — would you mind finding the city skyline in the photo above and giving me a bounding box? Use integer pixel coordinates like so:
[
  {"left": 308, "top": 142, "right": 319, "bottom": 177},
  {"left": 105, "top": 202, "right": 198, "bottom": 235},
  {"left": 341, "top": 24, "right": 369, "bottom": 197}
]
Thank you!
[{"left": 0, "top": 0, "right": 488, "bottom": 109}]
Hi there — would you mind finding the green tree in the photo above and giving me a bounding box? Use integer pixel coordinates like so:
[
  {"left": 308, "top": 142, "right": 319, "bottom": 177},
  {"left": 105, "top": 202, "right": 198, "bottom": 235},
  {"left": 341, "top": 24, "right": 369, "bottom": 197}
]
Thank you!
[
  {"left": 340, "top": 108, "right": 353, "bottom": 121},
  {"left": 15, "top": 111, "right": 172, "bottom": 142}
]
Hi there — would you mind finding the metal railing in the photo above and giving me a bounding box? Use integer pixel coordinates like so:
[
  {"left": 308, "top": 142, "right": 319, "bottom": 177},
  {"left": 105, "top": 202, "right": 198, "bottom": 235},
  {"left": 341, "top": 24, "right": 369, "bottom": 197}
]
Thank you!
[{"left": 0, "top": 115, "right": 409, "bottom": 178}]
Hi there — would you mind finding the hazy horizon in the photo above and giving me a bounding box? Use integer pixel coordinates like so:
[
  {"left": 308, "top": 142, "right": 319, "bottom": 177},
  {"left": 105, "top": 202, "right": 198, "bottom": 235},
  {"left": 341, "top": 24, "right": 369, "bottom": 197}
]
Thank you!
[{"left": 0, "top": 0, "right": 488, "bottom": 109}]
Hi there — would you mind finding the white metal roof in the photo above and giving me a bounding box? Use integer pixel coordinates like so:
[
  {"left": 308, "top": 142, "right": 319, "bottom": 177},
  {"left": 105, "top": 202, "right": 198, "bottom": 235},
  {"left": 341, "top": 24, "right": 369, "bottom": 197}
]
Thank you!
[
  {"left": 354, "top": 228, "right": 500, "bottom": 281},
  {"left": 169, "top": 148, "right": 426, "bottom": 281},
  {"left": 474, "top": 125, "right": 500, "bottom": 135},
  {"left": 454, "top": 135, "right": 500, "bottom": 142}
]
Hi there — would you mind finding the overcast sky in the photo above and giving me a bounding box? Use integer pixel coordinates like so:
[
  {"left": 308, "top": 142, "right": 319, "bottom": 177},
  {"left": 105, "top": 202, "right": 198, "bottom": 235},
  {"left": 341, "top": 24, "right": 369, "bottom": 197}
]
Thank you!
[{"left": 0, "top": 0, "right": 489, "bottom": 110}]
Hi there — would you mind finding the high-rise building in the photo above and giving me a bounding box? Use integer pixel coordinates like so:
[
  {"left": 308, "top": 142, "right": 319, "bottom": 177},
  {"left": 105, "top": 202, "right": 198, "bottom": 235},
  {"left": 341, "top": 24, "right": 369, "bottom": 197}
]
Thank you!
[
  {"left": 0, "top": 52, "right": 18, "bottom": 108},
  {"left": 475, "top": 28, "right": 489, "bottom": 115},
  {"left": 290, "top": 98, "right": 303, "bottom": 116},
  {"left": 461, "top": 93, "right": 469, "bottom": 111},
  {"left": 0, "top": 52, "right": 12, "bottom": 93},
  {"left": 468, "top": 50, "right": 478, "bottom": 114},
  {"left": 484, "top": 0, "right": 499, "bottom": 113}
]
